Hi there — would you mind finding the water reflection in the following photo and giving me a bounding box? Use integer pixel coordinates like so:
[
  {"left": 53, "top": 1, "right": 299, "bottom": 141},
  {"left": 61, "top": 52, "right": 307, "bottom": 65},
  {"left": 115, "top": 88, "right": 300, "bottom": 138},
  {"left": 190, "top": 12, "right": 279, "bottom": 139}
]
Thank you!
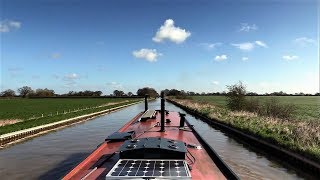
[{"left": 166, "top": 101, "right": 308, "bottom": 180}]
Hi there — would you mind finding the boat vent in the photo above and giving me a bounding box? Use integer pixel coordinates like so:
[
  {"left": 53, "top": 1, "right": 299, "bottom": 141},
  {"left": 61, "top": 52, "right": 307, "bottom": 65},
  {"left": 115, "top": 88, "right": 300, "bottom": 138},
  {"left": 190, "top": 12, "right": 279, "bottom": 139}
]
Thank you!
[
  {"left": 119, "top": 137, "right": 187, "bottom": 159},
  {"left": 106, "top": 159, "right": 191, "bottom": 179},
  {"left": 105, "top": 131, "right": 135, "bottom": 142}
]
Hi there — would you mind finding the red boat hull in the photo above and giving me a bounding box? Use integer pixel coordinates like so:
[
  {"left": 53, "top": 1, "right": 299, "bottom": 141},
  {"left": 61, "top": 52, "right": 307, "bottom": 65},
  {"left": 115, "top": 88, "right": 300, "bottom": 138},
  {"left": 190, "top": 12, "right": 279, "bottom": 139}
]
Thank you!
[{"left": 63, "top": 111, "right": 227, "bottom": 179}]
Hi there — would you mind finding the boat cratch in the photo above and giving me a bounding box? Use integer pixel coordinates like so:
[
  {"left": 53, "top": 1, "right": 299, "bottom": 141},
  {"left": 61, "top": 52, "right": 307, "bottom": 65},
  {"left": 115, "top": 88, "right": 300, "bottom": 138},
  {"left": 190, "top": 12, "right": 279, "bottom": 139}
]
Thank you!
[{"left": 63, "top": 93, "right": 239, "bottom": 179}]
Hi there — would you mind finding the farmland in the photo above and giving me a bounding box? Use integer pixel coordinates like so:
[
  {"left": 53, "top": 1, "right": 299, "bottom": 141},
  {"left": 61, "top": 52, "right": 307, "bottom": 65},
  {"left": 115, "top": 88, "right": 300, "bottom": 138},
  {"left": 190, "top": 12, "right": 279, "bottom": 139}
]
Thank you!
[
  {"left": 0, "top": 98, "right": 137, "bottom": 120},
  {"left": 191, "top": 96, "right": 320, "bottom": 121},
  {"left": 0, "top": 98, "right": 142, "bottom": 135},
  {"left": 169, "top": 96, "right": 320, "bottom": 161}
]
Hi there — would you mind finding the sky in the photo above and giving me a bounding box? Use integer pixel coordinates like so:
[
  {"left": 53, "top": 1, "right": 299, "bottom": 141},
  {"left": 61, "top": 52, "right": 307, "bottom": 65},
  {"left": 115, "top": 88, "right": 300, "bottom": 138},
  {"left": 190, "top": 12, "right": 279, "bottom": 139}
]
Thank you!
[{"left": 0, "top": 0, "right": 319, "bottom": 95}]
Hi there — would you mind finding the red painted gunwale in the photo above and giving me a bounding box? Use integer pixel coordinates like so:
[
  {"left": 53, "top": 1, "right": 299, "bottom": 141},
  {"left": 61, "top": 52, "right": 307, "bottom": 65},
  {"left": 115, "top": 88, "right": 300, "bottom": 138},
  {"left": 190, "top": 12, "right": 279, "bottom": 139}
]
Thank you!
[{"left": 63, "top": 111, "right": 226, "bottom": 180}]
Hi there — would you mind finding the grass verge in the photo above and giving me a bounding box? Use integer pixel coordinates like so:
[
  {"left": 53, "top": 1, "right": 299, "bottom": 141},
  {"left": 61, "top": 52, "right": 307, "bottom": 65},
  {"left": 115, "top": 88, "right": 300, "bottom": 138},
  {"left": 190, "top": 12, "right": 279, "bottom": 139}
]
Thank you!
[
  {"left": 191, "top": 96, "right": 320, "bottom": 121},
  {"left": 169, "top": 98, "right": 320, "bottom": 162},
  {"left": 0, "top": 99, "right": 141, "bottom": 135}
]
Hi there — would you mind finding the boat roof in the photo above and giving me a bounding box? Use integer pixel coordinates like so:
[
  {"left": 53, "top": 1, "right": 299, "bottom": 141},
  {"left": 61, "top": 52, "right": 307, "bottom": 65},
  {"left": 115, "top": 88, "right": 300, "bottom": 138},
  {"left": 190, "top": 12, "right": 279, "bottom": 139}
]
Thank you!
[{"left": 63, "top": 111, "right": 228, "bottom": 180}]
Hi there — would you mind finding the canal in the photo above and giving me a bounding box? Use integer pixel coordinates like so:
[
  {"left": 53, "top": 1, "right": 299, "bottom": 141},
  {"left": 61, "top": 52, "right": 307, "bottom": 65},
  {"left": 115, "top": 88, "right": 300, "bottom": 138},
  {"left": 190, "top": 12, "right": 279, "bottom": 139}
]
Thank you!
[{"left": 0, "top": 99, "right": 315, "bottom": 179}]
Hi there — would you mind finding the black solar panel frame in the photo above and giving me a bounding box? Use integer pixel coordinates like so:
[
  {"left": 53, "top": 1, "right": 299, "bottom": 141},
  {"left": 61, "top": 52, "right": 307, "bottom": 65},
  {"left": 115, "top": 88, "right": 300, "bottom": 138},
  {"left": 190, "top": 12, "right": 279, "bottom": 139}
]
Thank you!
[{"left": 106, "top": 159, "right": 191, "bottom": 179}]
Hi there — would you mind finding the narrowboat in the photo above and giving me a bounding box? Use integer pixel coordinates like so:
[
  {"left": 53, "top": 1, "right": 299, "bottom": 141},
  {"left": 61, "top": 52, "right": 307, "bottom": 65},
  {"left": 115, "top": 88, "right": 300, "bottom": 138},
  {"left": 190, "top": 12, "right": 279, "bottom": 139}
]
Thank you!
[{"left": 63, "top": 93, "right": 239, "bottom": 179}]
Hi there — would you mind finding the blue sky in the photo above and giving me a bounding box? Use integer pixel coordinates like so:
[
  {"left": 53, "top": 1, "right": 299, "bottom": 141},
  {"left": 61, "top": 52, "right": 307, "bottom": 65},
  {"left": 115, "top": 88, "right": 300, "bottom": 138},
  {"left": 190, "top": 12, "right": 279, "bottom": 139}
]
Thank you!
[{"left": 0, "top": 0, "right": 319, "bottom": 95}]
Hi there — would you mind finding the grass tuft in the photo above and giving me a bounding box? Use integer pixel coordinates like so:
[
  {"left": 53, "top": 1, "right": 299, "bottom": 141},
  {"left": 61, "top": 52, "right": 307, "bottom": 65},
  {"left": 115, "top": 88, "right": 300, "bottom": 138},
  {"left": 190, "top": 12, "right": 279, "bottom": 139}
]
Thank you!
[{"left": 169, "top": 97, "right": 320, "bottom": 161}]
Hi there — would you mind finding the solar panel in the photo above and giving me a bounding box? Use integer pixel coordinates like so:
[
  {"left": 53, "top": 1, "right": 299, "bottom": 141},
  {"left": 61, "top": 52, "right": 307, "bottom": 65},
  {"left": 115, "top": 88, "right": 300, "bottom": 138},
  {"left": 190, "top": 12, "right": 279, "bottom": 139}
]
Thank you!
[{"left": 106, "top": 159, "right": 191, "bottom": 179}]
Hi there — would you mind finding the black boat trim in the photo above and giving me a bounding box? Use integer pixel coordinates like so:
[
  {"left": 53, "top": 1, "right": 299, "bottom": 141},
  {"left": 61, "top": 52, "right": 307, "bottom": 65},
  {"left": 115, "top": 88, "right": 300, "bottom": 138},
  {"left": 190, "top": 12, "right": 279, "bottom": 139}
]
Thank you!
[
  {"left": 185, "top": 119, "right": 240, "bottom": 180},
  {"left": 168, "top": 99, "right": 320, "bottom": 176}
]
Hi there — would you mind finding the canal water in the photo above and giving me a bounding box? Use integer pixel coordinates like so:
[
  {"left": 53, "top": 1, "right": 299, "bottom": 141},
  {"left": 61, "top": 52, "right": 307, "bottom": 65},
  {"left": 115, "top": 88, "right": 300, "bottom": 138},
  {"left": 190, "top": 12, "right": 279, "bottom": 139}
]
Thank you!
[{"left": 0, "top": 99, "right": 315, "bottom": 179}]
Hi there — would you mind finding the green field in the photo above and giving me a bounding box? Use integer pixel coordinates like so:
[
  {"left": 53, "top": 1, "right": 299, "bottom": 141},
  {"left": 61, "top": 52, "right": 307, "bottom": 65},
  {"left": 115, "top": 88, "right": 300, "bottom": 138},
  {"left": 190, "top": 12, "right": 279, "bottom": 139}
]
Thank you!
[
  {"left": 191, "top": 96, "right": 320, "bottom": 121},
  {"left": 0, "top": 98, "right": 142, "bottom": 135},
  {"left": 170, "top": 97, "right": 320, "bottom": 161},
  {"left": 0, "top": 98, "right": 136, "bottom": 120}
]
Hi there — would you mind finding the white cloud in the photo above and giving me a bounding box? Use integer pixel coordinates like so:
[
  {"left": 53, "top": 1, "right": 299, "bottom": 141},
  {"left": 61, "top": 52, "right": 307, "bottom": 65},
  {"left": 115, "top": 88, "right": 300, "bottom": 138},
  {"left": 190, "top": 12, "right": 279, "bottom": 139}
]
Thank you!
[
  {"left": 132, "top": 48, "right": 162, "bottom": 62},
  {"left": 64, "top": 73, "right": 79, "bottom": 80},
  {"left": 9, "top": 21, "right": 21, "bottom": 28},
  {"left": 247, "top": 71, "right": 319, "bottom": 94},
  {"left": 286, "top": 71, "right": 319, "bottom": 94},
  {"left": 8, "top": 67, "right": 23, "bottom": 78},
  {"left": 0, "top": 20, "right": 21, "bottom": 33},
  {"left": 200, "top": 42, "right": 222, "bottom": 50},
  {"left": 215, "top": 55, "right": 227, "bottom": 61},
  {"left": 63, "top": 81, "right": 77, "bottom": 88},
  {"left": 153, "top": 19, "right": 191, "bottom": 44},
  {"left": 282, "top": 55, "right": 299, "bottom": 61},
  {"left": 304, "top": 71, "right": 319, "bottom": 93},
  {"left": 212, "top": 81, "right": 220, "bottom": 85},
  {"left": 107, "top": 82, "right": 123, "bottom": 89},
  {"left": 293, "top": 37, "right": 316, "bottom": 46},
  {"left": 257, "top": 82, "right": 281, "bottom": 92},
  {"left": 231, "top": 42, "right": 255, "bottom": 51},
  {"left": 62, "top": 73, "right": 80, "bottom": 87},
  {"left": 232, "top": 41, "right": 268, "bottom": 51},
  {"left": 239, "top": 23, "right": 258, "bottom": 32},
  {"left": 242, "top": 57, "right": 249, "bottom": 61},
  {"left": 255, "top": 40, "right": 268, "bottom": 48}
]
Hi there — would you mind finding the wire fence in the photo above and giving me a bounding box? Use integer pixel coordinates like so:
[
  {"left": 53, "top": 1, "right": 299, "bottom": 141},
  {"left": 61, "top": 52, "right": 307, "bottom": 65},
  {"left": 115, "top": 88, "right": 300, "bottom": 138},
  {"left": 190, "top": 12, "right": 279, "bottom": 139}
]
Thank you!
[{"left": 26, "top": 102, "right": 128, "bottom": 121}]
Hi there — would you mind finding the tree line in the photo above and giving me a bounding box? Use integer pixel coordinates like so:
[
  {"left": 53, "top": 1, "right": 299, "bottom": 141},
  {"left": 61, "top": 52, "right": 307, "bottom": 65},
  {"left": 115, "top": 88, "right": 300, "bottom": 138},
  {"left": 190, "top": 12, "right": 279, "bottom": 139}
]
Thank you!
[
  {"left": 0, "top": 86, "right": 159, "bottom": 98},
  {"left": 0, "top": 85, "right": 319, "bottom": 98},
  {"left": 161, "top": 89, "right": 320, "bottom": 97},
  {"left": 1, "top": 87, "right": 56, "bottom": 98}
]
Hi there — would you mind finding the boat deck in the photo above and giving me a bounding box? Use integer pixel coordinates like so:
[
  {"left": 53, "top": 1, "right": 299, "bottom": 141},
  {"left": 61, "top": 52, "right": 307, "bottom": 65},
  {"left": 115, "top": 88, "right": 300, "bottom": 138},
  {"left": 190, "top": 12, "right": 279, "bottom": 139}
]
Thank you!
[{"left": 63, "top": 111, "right": 226, "bottom": 180}]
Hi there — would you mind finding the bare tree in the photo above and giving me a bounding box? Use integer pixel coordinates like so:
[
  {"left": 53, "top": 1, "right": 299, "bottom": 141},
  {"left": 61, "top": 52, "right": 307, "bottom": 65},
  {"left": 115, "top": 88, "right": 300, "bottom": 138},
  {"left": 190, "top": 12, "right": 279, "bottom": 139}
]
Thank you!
[
  {"left": 17, "top": 86, "right": 34, "bottom": 98},
  {"left": 113, "top": 90, "right": 125, "bottom": 96},
  {"left": 94, "top": 91, "right": 103, "bottom": 96},
  {"left": 33, "top": 88, "right": 55, "bottom": 97},
  {"left": 137, "top": 87, "right": 158, "bottom": 97},
  {"left": 0, "top": 89, "right": 16, "bottom": 97}
]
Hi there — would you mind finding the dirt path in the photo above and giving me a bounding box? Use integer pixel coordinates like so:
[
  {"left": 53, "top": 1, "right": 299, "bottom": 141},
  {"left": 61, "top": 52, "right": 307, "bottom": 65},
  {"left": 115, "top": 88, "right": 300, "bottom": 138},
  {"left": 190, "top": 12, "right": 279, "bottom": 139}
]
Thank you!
[{"left": 0, "top": 119, "right": 21, "bottom": 126}]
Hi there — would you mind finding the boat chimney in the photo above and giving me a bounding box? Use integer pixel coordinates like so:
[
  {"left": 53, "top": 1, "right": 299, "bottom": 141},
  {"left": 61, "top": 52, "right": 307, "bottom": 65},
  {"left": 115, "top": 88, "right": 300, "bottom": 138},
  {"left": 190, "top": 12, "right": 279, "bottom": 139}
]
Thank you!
[
  {"left": 144, "top": 94, "right": 148, "bottom": 112},
  {"left": 179, "top": 113, "right": 186, "bottom": 128},
  {"left": 160, "top": 92, "right": 165, "bottom": 132}
]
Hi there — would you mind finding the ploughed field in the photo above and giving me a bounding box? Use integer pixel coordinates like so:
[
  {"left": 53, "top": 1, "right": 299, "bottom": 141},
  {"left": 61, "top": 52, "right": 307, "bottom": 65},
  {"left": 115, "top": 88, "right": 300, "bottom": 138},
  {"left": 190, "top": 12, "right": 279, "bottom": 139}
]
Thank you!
[
  {"left": 0, "top": 98, "right": 141, "bottom": 135},
  {"left": 191, "top": 96, "right": 320, "bottom": 121}
]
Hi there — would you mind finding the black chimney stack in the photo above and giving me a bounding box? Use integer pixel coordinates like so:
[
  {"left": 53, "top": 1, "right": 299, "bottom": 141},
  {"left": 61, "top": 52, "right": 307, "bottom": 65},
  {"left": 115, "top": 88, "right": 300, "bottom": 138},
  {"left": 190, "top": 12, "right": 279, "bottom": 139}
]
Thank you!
[
  {"left": 160, "top": 92, "right": 165, "bottom": 132},
  {"left": 179, "top": 113, "right": 186, "bottom": 128},
  {"left": 144, "top": 94, "right": 148, "bottom": 112}
]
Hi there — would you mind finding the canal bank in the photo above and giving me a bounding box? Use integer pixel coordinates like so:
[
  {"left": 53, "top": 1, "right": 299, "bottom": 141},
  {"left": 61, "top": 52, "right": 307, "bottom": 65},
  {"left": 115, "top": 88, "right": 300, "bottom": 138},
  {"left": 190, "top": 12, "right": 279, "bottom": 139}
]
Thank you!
[
  {"left": 0, "top": 99, "right": 316, "bottom": 179},
  {"left": 0, "top": 100, "right": 143, "bottom": 147},
  {"left": 167, "top": 98, "right": 320, "bottom": 177}
]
